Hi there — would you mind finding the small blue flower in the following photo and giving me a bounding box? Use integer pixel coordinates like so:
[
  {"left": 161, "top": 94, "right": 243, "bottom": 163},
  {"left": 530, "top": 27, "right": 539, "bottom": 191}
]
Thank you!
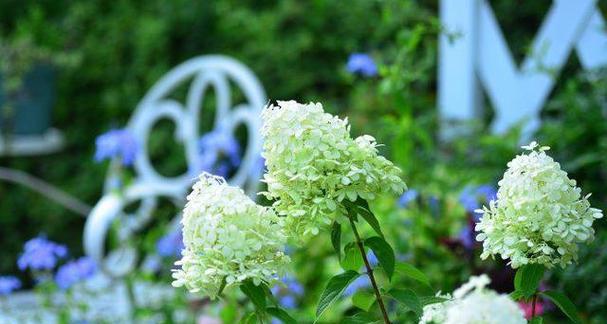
[
  {"left": 0, "top": 276, "right": 21, "bottom": 295},
  {"left": 55, "top": 257, "right": 97, "bottom": 290},
  {"left": 398, "top": 189, "right": 419, "bottom": 208},
  {"left": 193, "top": 129, "right": 241, "bottom": 178},
  {"left": 459, "top": 184, "right": 497, "bottom": 215},
  {"left": 367, "top": 250, "right": 379, "bottom": 267},
  {"left": 18, "top": 236, "right": 68, "bottom": 271},
  {"left": 271, "top": 275, "right": 304, "bottom": 309},
  {"left": 343, "top": 275, "right": 371, "bottom": 296},
  {"left": 347, "top": 53, "right": 378, "bottom": 77},
  {"left": 458, "top": 225, "right": 475, "bottom": 250},
  {"left": 156, "top": 228, "right": 184, "bottom": 258},
  {"left": 94, "top": 129, "right": 139, "bottom": 166}
]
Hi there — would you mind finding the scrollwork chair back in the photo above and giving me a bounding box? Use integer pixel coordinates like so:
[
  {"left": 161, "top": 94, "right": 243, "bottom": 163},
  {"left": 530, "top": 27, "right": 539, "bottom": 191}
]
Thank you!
[{"left": 84, "top": 55, "right": 267, "bottom": 277}]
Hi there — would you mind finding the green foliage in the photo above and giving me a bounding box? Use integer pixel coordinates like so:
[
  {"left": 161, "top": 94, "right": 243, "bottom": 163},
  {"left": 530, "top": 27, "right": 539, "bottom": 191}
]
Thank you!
[
  {"left": 540, "top": 290, "right": 582, "bottom": 324},
  {"left": 512, "top": 264, "right": 545, "bottom": 300},
  {"left": 316, "top": 270, "right": 361, "bottom": 320},
  {"left": 364, "top": 236, "right": 395, "bottom": 280}
]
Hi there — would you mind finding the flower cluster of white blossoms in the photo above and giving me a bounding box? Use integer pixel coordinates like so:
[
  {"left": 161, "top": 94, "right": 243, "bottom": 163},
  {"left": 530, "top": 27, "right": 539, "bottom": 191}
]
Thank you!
[
  {"left": 476, "top": 141, "right": 603, "bottom": 268},
  {"left": 260, "top": 101, "right": 406, "bottom": 239},
  {"left": 172, "top": 173, "right": 290, "bottom": 299},
  {"left": 419, "top": 275, "right": 525, "bottom": 324}
]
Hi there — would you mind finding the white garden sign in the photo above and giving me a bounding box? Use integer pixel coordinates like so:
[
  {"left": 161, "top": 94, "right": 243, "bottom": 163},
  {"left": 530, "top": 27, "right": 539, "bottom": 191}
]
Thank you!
[{"left": 439, "top": 0, "right": 607, "bottom": 138}]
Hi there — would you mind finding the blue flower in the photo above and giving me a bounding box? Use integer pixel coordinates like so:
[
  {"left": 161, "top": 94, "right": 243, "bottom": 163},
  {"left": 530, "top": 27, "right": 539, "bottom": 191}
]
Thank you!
[
  {"left": 55, "top": 257, "right": 97, "bottom": 290},
  {"left": 156, "top": 228, "right": 184, "bottom": 258},
  {"left": 343, "top": 275, "right": 371, "bottom": 296},
  {"left": 0, "top": 276, "right": 21, "bottom": 295},
  {"left": 94, "top": 129, "right": 139, "bottom": 166},
  {"left": 398, "top": 189, "right": 419, "bottom": 208},
  {"left": 459, "top": 184, "right": 497, "bottom": 215},
  {"left": 18, "top": 236, "right": 68, "bottom": 271},
  {"left": 347, "top": 53, "right": 378, "bottom": 77},
  {"left": 458, "top": 225, "right": 475, "bottom": 250},
  {"left": 193, "top": 129, "right": 241, "bottom": 178},
  {"left": 271, "top": 275, "right": 304, "bottom": 309},
  {"left": 367, "top": 250, "right": 379, "bottom": 267}
]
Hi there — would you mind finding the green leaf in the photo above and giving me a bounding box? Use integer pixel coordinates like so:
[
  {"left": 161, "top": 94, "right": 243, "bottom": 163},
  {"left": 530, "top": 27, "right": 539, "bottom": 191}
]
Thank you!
[
  {"left": 514, "top": 264, "right": 545, "bottom": 299},
  {"left": 240, "top": 280, "right": 267, "bottom": 311},
  {"left": 239, "top": 312, "right": 258, "bottom": 324},
  {"left": 419, "top": 295, "right": 448, "bottom": 306},
  {"left": 342, "top": 311, "right": 382, "bottom": 324},
  {"left": 266, "top": 307, "right": 296, "bottom": 324},
  {"left": 388, "top": 288, "right": 422, "bottom": 315},
  {"left": 352, "top": 199, "right": 384, "bottom": 238},
  {"left": 395, "top": 263, "right": 431, "bottom": 287},
  {"left": 540, "top": 291, "right": 582, "bottom": 324},
  {"left": 529, "top": 317, "right": 544, "bottom": 324},
  {"left": 341, "top": 243, "right": 364, "bottom": 271},
  {"left": 316, "top": 271, "right": 361, "bottom": 321},
  {"left": 364, "top": 236, "right": 395, "bottom": 280},
  {"left": 331, "top": 221, "right": 342, "bottom": 260},
  {"left": 352, "top": 290, "right": 376, "bottom": 311}
]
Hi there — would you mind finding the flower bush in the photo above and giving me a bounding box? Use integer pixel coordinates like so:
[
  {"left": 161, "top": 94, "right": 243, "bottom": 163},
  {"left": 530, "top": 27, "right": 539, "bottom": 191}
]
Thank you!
[
  {"left": 172, "top": 173, "right": 290, "bottom": 299},
  {"left": 476, "top": 141, "right": 603, "bottom": 268}
]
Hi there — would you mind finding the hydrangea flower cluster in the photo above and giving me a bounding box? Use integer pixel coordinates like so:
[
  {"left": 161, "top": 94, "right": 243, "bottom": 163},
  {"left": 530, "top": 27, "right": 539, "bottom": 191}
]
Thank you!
[
  {"left": 172, "top": 173, "right": 290, "bottom": 299},
  {"left": 18, "top": 236, "right": 68, "bottom": 271},
  {"left": 475, "top": 142, "right": 603, "bottom": 268},
  {"left": 261, "top": 101, "right": 406, "bottom": 238},
  {"left": 55, "top": 257, "right": 97, "bottom": 290},
  {"left": 419, "top": 275, "right": 525, "bottom": 324},
  {"left": 94, "top": 128, "right": 139, "bottom": 166},
  {"left": 0, "top": 276, "right": 21, "bottom": 295},
  {"left": 194, "top": 128, "right": 241, "bottom": 178}
]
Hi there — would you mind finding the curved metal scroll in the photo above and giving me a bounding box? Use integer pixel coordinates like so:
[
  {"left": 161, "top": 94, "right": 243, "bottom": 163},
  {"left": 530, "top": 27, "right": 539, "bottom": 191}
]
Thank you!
[{"left": 84, "top": 55, "right": 267, "bottom": 277}]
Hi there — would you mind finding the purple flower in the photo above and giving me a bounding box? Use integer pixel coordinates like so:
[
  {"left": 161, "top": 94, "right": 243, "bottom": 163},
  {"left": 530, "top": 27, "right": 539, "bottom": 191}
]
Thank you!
[
  {"left": 459, "top": 184, "right": 497, "bottom": 215},
  {"left": 0, "top": 276, "right": 21, "bottom": 295},
  {"left": 343, "top": 275, "right": 371, "bottom": 296},
  {"left": 398, "top": 189, "right": 419, "bottom": 208},
  {"left": 95, "top": 129, "right": 139, "bottom": 166},
  {"left": 156, "top": 228, "right": 184, "bottom": 258},
  {"left": 347, "top": 53, "right": 378, "bottom": 77},
  {"left": 271, "top": 276, "right": 304, "bottom": 309},
  {"left": 55, "top": 257, "right": 97, "bottom": 290},
  {"left": 18, "top": 236, "right": 68, "bottom": 271},
  {"left": 192, "top": 129, "right": 241, "bottom": 178}
]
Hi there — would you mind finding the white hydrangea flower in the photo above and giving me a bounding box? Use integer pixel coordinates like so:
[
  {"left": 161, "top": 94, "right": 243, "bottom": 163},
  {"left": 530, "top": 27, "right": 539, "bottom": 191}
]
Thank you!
[
  {"left": 420, "top": 275, "right": 525, "bottom": 324},
  {"left": 260, "top": 101, "right": 406, "bottom": 239},
  {"left": 475, "top": 141, "right": 603, "bottom": 268},
  {"left": 172, "top": 173, "right": 290, "bottom": 299}
]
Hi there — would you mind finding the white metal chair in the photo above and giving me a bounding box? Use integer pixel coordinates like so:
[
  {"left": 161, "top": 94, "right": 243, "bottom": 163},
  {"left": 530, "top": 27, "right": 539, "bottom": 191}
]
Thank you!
[{"left": 83, "top": 55, "right": 267, "bottom": 278}]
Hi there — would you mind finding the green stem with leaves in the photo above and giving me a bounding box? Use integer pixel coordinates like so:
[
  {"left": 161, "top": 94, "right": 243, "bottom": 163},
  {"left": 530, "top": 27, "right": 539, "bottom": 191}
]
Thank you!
[{"left": 348, "top": 215, "right": 391, "bottom": 324}]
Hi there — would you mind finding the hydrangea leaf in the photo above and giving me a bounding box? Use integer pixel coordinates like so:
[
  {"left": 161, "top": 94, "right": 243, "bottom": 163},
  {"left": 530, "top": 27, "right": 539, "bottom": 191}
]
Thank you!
[
  {"left": 364, "top": 236, "right": 395, "bottom": 280},
  {"left": 266, "top": 307, "right": 296, "bottom": 324},
  {"left": 240, "top": 280, "right": 267, "bottom": 311},
  {"left": 352, "top": 290, "right": 376, "bottom": 311},
  {"left": 539, "top": 291, "right": 582, "bottom": 324},
  {"left": 316, "top": 271, "right": 361, "bottom": 321},
  {"left": 331, "top": 221, "right": 342, "bottom": 260},
  {"left": 388, "top": 288, "right": 422, "bottom": 315},
  {"left": 395, "top": 263, "right": 431, "bottom": 287},
  {"left": 514, "top": 264, "right": 545, "bottom": 299}
]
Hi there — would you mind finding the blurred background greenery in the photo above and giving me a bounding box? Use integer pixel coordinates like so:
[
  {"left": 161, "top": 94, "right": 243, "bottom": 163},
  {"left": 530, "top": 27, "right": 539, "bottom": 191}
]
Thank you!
[{"left": 1, "top": 0, "right": 606, "bottom": 322}]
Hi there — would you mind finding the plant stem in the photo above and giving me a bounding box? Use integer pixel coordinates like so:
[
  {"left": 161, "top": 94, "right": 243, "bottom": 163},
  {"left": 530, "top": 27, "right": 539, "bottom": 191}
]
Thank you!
[
  {"left": 531, "top": 293, "right": 538, "bottom": 318},
  {"left": 348, "top": 216, "right": 391, "bottom": 324}
]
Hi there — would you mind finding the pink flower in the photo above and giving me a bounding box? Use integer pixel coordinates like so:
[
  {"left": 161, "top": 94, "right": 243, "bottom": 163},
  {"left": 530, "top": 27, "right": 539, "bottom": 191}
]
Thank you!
[{"left": 518, "top": 300, "right": 544, "bottom": 319}]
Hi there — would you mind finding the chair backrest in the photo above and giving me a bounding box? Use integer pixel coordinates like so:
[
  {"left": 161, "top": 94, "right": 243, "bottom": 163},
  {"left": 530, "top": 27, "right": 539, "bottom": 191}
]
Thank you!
[{"left": 84, "top": 55, "right": 267, "bottom": 277}]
